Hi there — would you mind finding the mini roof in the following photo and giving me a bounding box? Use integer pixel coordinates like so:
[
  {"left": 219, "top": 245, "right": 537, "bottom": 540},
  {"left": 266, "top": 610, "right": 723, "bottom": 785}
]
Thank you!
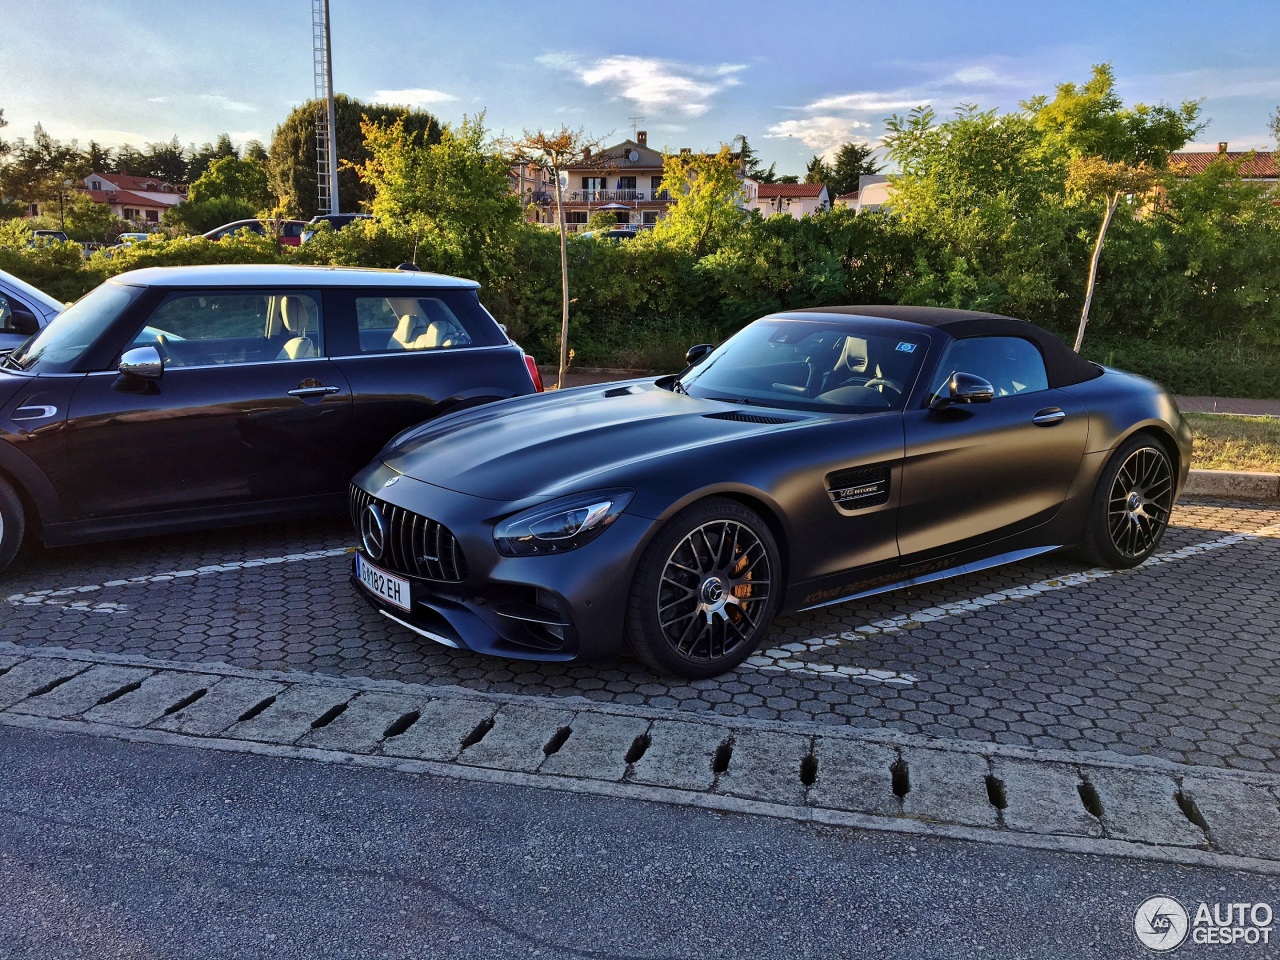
[
  {"left": 781, "top": 305, "right": 1102, "bottom": 389},
  {"left": 110, "top": 264, "right": 479, "bottom": 290}
]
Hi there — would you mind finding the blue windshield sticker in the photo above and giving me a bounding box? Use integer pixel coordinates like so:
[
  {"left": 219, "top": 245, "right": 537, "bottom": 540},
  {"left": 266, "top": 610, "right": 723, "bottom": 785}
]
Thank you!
[{"left": 896, "top": 342, "right": 917, "bottom": 353}]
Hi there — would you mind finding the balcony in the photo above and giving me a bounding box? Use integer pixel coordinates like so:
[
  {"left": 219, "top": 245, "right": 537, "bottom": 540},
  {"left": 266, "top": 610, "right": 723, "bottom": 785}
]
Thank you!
[{"left": 563, "top": 189, "right": 672, "bottom": 204}]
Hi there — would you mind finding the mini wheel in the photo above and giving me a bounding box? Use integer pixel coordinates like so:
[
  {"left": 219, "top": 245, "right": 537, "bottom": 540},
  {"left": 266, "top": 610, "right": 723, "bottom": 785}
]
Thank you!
[
  {"left": 0, "top": 475, "right": 27, "bottom": 574},
  {"left": 1078, "top": 434, "right": 1175, "bottom": 569},
  {"left": 626, "top": 497, "right": 781, "bottom": 678}
]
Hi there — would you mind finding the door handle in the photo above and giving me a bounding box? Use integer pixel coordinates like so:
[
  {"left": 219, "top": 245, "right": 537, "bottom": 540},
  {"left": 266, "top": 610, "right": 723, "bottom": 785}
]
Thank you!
[
  {"left": 287, "top": 385, "right": 341, "bottom": 398},
  {"left": 1032, "top": 408, "right": 1066, "bottom": 426}
]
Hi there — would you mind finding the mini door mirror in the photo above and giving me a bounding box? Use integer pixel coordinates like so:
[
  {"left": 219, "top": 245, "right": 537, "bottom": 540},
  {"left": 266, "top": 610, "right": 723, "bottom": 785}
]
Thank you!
[
  {"left": 931, "top": 372, "right": 994, "bottom": 409},
  {"left": 685, "top": 343, "right": 714, "bottom": 366},
  {"left": 119, "top": 345, "right": 164, "bottom": 381}
]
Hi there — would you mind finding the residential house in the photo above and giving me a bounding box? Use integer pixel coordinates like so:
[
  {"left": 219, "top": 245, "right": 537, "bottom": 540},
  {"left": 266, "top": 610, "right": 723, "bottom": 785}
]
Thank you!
[
  {"left": 81, "top": 172, "right": 187, "bottom": 225},
  {"left": 548, "top": 131, "right": 673, "bottom": 232},
  {"left": 831, "top": 175, "right": 893, "bottom": 214},
  {"left": 1167, "top": 143, "right": 1278, "bottom": 192},
  {"left": 752, "top": 182, "right": 829, "bottom": 219}
]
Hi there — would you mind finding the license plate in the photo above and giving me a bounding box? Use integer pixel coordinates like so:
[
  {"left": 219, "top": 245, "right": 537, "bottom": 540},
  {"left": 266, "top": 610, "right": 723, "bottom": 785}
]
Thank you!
[{"left": 356, "top": 554, "right": 411, "bottom": 612}]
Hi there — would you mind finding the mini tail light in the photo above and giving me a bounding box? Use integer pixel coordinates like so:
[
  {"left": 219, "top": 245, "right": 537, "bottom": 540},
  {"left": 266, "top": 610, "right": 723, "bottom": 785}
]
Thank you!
[{"left": 524, "top": 355, "right": 545, "bottom": 392}]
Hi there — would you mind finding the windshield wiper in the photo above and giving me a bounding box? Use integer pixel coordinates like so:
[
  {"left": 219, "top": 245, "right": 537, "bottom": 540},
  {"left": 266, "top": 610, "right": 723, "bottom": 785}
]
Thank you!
[{"left": 0, "top": 352, "right": 23, "bottom": 372}]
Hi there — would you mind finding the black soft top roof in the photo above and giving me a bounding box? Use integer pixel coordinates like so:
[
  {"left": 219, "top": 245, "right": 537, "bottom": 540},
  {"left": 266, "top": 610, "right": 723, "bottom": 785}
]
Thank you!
[{"left": 783, "top": 305, "right": 1103, "bottom": 389}]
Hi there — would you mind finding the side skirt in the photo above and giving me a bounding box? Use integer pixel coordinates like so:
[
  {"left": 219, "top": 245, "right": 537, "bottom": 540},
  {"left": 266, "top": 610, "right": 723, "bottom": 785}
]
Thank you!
[{"left": 795, "top": 544, "right": 1062, "bottom": 614}]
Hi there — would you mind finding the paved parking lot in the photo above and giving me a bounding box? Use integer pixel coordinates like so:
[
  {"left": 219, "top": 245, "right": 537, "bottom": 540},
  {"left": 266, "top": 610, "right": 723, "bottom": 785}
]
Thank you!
[{"left": 2, "top": 498, "right": 1278, "bottom": 775}]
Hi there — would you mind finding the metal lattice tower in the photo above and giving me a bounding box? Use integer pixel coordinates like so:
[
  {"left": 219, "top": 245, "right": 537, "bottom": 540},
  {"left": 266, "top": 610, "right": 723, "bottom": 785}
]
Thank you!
[{"left": 311, "top": 0, "right": 339, "bottom": 215}]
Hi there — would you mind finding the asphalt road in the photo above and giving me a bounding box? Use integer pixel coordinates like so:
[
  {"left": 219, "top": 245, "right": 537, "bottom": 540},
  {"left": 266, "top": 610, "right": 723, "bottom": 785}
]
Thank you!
[
  {"left": 3, "top": 497, "right": 1277, "bottom": 774},
  {"left": 2, "top": 724, "right": 1275, "bottom": 960}
]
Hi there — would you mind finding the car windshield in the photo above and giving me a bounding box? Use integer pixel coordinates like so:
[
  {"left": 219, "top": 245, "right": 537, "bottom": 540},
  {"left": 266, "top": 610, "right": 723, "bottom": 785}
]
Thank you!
[
  {"left": 3, "top": 281, "right": 144, "bottom": 374},
  {"left": 677, "top": 318, "right": 928, "bottom": 413}
]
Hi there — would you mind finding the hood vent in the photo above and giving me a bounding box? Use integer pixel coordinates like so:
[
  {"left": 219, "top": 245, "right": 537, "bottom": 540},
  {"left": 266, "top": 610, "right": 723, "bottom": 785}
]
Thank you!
[
  {"left": 704, "top": 411, "right": 797, "bottom": 425},
  {"left": 603, "top": 386, "right": 636, "bottom": 398}
]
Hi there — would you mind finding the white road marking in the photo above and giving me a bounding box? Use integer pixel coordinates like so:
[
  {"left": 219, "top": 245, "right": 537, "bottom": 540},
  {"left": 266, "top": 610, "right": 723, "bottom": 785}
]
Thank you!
[
  {"left": 4, "top": 547, "right": 354, "bottom": 612},
  {"left": 753, "top": 522, "right": 1280, "bottom": 683}
]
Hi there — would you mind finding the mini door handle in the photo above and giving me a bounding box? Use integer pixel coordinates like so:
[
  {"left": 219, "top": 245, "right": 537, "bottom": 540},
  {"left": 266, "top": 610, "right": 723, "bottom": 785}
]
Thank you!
[
  {"left": 287, "top": 385, "right": 341, "bottom": 398},
  {"left": 1032, "top": 408, "right": 1066, "bottom": 426},
  {"left": 13, "top": 405, "right": 58, "bottom": 421}
]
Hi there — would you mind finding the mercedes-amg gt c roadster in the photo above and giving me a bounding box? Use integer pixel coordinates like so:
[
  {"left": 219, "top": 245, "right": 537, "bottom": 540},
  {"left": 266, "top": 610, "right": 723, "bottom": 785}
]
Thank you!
[{"left": 350, "top": 306, "right": 1191, "bottom": 678}]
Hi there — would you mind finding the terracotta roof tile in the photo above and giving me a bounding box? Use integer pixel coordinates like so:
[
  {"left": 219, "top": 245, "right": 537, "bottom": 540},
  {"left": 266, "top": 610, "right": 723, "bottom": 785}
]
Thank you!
[
  {"left": 1167, "top": 151, "right": 1278, "bottom": 178},
  {"left": 757, "top": 183, "right": 826, "bottom": 199}
]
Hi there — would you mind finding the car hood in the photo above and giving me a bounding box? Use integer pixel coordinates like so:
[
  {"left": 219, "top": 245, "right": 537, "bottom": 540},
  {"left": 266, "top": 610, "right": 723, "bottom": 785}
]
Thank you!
[{"left": 379, "top": 381, "right": 819, "bottom": 502}]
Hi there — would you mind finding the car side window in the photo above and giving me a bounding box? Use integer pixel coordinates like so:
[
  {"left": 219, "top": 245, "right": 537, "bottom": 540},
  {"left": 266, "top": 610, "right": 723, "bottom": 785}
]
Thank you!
[
  {"left": 0, "top": 295, "right": 41, "bottom": 336},
  {"left": 126, "top": 291, "right": 324, "bottom": 367},
  {"left": 930, "top": 336, "right": 1049, "bottom": 400},
  {"left": 356, "top": 295, "right": 474, "bottom": 354}
]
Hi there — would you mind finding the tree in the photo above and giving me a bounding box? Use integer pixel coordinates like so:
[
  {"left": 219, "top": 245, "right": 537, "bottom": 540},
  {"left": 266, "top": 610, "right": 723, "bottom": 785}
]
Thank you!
[
  {"left": 187, "top": 155, "right": 271, "bottom": 208},
  {"left": 803, "top": 154, "right": 832, "bottom": 185},
  {"left": 1269, "top": 106, "right": 1279, "bottom": 147},
  {"left": 1029, "top": 63, "right": 1202, "bottom": 349},
  {"left": 827, "top": 142, "right": 882, "bottom": 197},
  {"left": 267, "top": 94, "right": 441, "bottom": 218},
  {"left": 0, "top": 123, "right": 81, "bottom": 207},
  {"left": 649, "top": 146, "right": 748, "bottom": 259},
  {"left": 1066, "top": 157, "right": 1158, "bottom": 350},
  {"left": 734, "top": 134, "right": 778, "bottom": 183},
  {"left": 63, "top": 190, "right": 124, "bottom": 241},
  {"left": 509, "top": 126, "right": 604, "bottom": 387},
  {"left": 356, "top": 112, "right": 521, "bottom": 282}
]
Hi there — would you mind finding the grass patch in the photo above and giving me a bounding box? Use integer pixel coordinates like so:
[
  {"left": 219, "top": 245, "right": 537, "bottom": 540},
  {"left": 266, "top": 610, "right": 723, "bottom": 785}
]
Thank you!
[{"left": 1187, "top": 413, "right": 1280, "bottom": 472}]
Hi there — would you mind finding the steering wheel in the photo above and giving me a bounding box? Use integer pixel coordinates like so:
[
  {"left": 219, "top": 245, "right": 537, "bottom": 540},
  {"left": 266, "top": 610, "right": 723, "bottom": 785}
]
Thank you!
[{"left": 864, "top": 377, "right": 904, "bottom": 396}]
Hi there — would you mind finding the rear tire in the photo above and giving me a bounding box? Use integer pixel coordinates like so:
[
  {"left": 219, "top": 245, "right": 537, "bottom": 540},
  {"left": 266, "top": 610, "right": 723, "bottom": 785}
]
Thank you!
[
  {"left": 0, "top": 476, "right": 26, "bottom": 575},
  {"left": 625, "top": 498, "right": 781, "bottom": 679},
  {"left": 1077, "top": 434, "right": 1174, "bottom": 569}
]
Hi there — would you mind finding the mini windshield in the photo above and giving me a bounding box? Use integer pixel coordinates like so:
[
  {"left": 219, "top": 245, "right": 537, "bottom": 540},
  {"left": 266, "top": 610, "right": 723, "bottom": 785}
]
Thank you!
[
  {"left": 678, "top": 318, "right": 928, "bottom": 413},
  {"left": 4, "top": 281, "right": 144, "bottom": 373}
]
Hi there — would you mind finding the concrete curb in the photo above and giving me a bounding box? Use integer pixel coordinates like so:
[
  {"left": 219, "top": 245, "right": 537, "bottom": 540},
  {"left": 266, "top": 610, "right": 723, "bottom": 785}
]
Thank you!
[{"left": 1185, "top": 469, "right": 1280, "bottom": 500}]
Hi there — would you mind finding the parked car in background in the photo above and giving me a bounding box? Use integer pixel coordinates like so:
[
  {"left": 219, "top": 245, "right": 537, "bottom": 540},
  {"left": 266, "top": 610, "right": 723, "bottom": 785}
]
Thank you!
[
  {"left": 301, "top": 213, "right": 373, "bottom": 242},
  {"left": 351, "top": 305, "right": 1191, "bottom": 678},
  {"left": 580, "top": 228, "right": 639, "bottom": 240},
  {"left": 202, "top": 219, "right": 308, "bottom": 246},
  {"left": 0, "top": 269, "right": 63, "bottom": 354},
  {"left": 0, "top": 264, "right": 542, "bottom": 572},
  {"left": 31, "top": 230, "right": 70, "bottom": 244}
]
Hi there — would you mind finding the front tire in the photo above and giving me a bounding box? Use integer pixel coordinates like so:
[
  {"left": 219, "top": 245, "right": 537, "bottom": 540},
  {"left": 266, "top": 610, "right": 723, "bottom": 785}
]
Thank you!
[
  {"left": 626, "top": 498, "right": 781, "bottom": 679},
  {"left": 0, "top": 475, "right": 27, "bottom": 574},
  {"left": 1078, "top": 434, "right": 1175, "bottom": 569}
]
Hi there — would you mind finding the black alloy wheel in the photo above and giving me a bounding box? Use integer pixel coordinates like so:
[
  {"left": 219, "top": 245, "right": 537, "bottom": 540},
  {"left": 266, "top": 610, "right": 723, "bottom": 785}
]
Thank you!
[
  {"left": 0, "top": 475, "right": 26, "bottom": 575},
  {"left": 1079, "top": 434, "right": 1175, "bottom": 569},
  {"left": 626, "top": 498, "right": 781, "bottom": 678}
]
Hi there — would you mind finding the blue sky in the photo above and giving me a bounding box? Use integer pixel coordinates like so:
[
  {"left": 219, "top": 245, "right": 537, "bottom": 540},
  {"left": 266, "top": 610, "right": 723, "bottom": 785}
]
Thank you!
[{"left": 3, "top": 0, "right": 1277, "bottom": 174}]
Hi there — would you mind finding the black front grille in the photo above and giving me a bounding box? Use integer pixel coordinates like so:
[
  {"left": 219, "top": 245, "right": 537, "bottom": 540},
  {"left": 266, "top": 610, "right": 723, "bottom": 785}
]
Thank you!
[{"left": 349, "top": 485, "right": 468, "bottom": 583}]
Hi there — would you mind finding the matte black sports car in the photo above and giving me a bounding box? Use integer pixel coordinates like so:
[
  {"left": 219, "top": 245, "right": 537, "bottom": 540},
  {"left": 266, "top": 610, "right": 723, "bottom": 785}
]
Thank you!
[{"left": 350, "top": 306, "right": 1191, "bottom": 678}]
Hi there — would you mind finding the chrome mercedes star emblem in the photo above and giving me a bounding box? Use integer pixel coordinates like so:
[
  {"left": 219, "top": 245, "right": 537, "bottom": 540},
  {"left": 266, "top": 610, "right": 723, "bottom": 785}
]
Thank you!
[{"left": 361, "top": 503, "right": 387, "bottom": 561}]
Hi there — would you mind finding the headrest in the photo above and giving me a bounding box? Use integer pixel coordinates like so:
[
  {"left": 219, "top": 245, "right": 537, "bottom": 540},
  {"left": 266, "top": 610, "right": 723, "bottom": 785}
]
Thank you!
[{"left": 281, "top": 296, "right": 309, "bottom": 335}]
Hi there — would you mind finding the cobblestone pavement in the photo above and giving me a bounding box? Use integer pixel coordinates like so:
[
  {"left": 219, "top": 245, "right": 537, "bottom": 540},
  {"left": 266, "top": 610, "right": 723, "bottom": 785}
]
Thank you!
[{"left": 2, "top": 498, "right": 1278, "bottom": 774}]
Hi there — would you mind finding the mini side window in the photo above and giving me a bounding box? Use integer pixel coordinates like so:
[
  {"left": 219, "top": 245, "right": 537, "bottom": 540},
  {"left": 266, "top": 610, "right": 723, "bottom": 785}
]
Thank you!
[{"left": 126, "top": 291, "right": 323, "bottom": 367}]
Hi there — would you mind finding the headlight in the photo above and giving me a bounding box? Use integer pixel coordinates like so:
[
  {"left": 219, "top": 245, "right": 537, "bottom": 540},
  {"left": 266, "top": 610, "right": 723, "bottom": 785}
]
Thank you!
[{"left": 494, "top": 489, "right": 634, "bottom": 557}]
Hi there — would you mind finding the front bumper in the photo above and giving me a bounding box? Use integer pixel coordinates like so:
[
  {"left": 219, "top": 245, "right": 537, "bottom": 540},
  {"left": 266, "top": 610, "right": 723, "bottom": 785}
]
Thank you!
[{"left": 349, "top": 462, "right": 656, "bottom": 663}]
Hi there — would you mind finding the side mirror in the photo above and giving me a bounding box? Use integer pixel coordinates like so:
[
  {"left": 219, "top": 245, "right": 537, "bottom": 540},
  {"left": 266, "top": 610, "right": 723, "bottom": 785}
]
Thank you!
[
  {"left": 930, "top": 372, "right": 994, "bottom": 410},
  {"left": 119, "top": 345, "right": 164, "bottom": 381},
  {"left": 685, "top": 343, "right": 714, "bottom": 366}
]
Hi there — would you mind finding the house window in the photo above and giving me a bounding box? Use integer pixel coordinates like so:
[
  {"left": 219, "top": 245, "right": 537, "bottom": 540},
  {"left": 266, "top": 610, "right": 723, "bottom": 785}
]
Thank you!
[
  {"left": 566, "top": 211, "right": 588, "bottom": 224},
  {"left": 651, "top": 176, "right": 663, "bottom": 190},
  {"left": 124, "top": 208, "right": 140, "bottom": 219},
  {"left": 643, "top": 212, "right": 660, "bottom": 225},
  {"left": 91, "top": 180, "right": 102, "bottom": 190},
  {"left": 618, "top": 176, "right": 636, "bottom": 190},
  {"left": 582, "top": 176, "right": 605, "bottom": 192},
  {"left": 145, "top": 210, "right": 159, "bottom": 222}
]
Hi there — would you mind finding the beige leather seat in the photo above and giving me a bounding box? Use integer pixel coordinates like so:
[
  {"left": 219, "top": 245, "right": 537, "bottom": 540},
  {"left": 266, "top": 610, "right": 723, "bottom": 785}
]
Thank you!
[
  {"left": 277, "top": 296, "right": 317, "bottom": 360},
  {"left": 388, "top": 313, "right": 426, "bottom": 350}
]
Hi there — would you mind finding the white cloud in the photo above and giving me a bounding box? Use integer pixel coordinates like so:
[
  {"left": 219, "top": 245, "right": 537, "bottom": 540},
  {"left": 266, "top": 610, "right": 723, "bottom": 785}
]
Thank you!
[
  {"left": 372, "top": 88, "right": 458, "bottom": 107},
  {"left": 200, "top": 94, "right": 255, "bottom": 114},
  {"left": 539, "top": 53, "right": 746, "bottom": 117},
  {"left": 765, "top": 116, "right": 873, "bottom": 158},
  {"left": 804, "top": 90, "right": 929, "bottom": 114},
  {"left": 947, "top": 65, "right": 1021, "bottom": 87}
]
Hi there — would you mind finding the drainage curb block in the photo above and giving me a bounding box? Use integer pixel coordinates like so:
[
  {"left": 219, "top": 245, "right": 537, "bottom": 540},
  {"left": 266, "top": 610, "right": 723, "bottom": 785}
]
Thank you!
[
  {"left": 1185, "top": 469, "right": 1280, "bottom": 500},
  {"left": 2, "top": 642, "right": 1279, "bottom": 875}
]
